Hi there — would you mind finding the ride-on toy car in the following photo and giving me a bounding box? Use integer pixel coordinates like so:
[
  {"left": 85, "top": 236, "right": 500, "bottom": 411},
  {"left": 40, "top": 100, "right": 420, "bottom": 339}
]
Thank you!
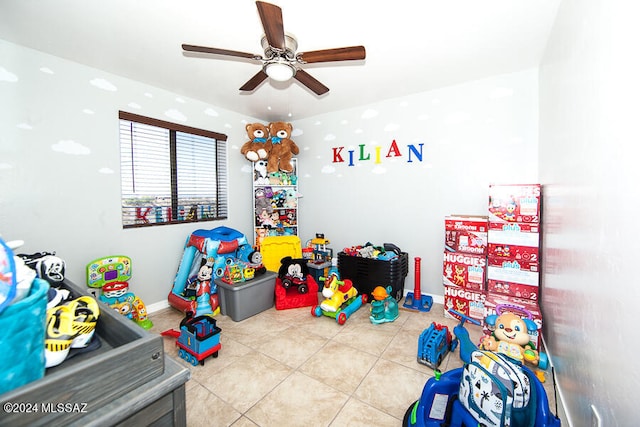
[
  {"left": 311, "top": 274, "right": 366, "bottom": 325},
  {"left": 403, "top": 310, "right": 561, "bottom": 427}
]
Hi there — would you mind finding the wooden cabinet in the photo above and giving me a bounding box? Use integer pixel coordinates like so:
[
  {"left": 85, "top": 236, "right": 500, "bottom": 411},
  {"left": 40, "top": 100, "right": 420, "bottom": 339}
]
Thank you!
[{"left": 0, "top": 279, "right": 189, "bottom": 426}]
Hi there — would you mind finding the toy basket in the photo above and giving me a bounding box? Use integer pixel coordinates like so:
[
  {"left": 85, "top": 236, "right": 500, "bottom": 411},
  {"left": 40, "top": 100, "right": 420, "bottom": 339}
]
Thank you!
[
  {"left": 338, "top": 250, "right": 409, "bottom": 302},
  {"left": 0, "top": 278, "right": 49, "bottom": 395}
]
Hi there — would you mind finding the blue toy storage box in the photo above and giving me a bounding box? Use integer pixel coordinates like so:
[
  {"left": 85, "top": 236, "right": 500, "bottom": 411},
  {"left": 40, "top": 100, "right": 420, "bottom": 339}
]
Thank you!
[{"left": 0, "top": 278, "right": 49, "bottom": 395}]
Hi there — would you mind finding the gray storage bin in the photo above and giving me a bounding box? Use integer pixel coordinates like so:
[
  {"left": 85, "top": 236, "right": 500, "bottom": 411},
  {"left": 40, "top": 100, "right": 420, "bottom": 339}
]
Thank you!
[{"left": 215, "top": 272, "right": 276, "bottom": 321}]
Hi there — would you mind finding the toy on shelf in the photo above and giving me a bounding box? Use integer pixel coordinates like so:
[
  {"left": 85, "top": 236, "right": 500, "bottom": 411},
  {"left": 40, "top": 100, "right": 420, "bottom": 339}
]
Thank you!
[
  {"left": 312, "top": 274, "right": 366, "bottom": 325},
  {"left": 480, "top": 303, "right": 549, "bottom": 370},
  {"left": 86, "top": 255, "right": 153, "bottom": 329},
  {"left": 403, "top": 256, "right": 432, "bottom": 312},
  {"left": 369, "top": 285, "right": 399, "bottom": 324},
  {"left": 169, "top": 227, "right": 262, "bottom": 316},
  {"left": 161, "top": 313, "right": 221, "bottom": 366}
]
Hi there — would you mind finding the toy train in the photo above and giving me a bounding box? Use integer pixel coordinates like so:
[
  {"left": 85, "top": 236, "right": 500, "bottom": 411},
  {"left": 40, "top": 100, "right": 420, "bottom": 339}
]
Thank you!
[{"left": 162, "top": 314, "right": 221, "bottom": 366}]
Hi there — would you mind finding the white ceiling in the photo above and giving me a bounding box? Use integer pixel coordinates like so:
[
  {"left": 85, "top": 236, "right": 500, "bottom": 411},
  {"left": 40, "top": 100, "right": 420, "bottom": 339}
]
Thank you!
[{"left": 0, "top": 0, "right": 561, "bottom": 121}]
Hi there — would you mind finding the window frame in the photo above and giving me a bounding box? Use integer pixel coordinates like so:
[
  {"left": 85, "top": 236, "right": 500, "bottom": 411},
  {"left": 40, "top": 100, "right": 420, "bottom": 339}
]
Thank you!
[{"left": 119, "top": 111, "right": 228, "bottom": 229}]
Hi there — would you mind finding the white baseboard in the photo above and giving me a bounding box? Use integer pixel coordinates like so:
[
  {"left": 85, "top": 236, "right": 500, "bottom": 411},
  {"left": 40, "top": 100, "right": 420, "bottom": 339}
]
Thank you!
[{"left": 147, "top": 299, "right": 170, "bottom": 313}]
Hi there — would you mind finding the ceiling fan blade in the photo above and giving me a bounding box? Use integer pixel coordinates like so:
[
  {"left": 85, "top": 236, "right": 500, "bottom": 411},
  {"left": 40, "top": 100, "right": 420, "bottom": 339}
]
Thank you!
[
  {"left": 256, "top": 1, "right": 285, "bottom": 50},
  {"left": 182, "top": 44, "right": 258, "bottom": 60},
  {"left": 293, "top": 69, "right": 329, "bottom": 95},
  {"left": 297, "top": 46, "right": 366, "bottom": 64},
  {"left": 239, "top": 70, "right": 269, "bottom": 91}
]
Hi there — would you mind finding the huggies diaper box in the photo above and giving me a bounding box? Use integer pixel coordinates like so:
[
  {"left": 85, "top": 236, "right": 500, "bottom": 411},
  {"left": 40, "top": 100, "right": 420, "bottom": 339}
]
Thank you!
[
  {"left": 445, "top": 215, "right": 488, "bottom": 255},
  {"left": 486, "top": 257, "right": 539, "bottom": 300},
  {"left": 442, "top": 251, "right": 486, "bottom": 291},
  {"left": 443, "top": 284, "right": 486, "bottom": 324},
  {"left": 488, "top": 184, "right": 541, "bottom": 224}
]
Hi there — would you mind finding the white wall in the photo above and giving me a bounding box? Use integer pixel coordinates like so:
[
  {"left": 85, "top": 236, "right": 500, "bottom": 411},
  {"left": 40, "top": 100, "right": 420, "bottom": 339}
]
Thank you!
[
  {"left": 1, "top": 38, "right": 541, "bottom": 307},
  {"left": 539, "top": 0, "right": 640, "bottom": 425},
  {"left": 294, "top": 70, "right": 539, "bottom": 299},
  {"left": 0, "top": 40, "right": 259, "bottom": 306}
]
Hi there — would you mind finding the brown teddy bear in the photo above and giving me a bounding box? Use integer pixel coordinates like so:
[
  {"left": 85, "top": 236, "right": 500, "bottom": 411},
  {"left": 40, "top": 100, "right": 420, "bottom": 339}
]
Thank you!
[
  {"left": 267, "top": 121, "right": 299, "bottom": 173},
  {"left": 241, "top": 123, "right": 271, "bottom": 162}
]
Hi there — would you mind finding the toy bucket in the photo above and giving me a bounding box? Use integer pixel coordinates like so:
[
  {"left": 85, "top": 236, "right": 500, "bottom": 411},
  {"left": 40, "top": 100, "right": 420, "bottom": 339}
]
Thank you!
[{"left": 0, "top": 278, "right": 49, "bottom": 395}]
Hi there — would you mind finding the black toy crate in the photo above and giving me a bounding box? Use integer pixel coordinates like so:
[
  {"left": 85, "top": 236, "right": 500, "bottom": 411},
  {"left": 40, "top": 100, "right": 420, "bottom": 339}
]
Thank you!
[{"left": 337, "top": 251, "right": 409, "bottom": 302}]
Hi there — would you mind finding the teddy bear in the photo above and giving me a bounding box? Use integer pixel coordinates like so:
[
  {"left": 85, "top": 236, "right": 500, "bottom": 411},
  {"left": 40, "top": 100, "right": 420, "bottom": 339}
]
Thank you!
[
  {"left": 267, "top": 121, "right": 299, "bottom": 173},
  {"left": 480, "top": 311, "right": 540, "bottom": 367},
  {"left": 241, "top": 123, "right": 271, "bottom": 162}
]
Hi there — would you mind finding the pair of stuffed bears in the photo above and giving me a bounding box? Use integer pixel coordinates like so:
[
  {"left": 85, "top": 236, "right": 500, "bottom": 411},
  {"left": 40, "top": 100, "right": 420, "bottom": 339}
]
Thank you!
[{"left": 241, "top": 122, "right": 299, "bottom": 173}]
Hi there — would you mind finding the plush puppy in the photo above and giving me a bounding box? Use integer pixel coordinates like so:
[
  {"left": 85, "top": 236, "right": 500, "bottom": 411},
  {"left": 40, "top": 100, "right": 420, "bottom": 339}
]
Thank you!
[{"left": 480, "top": 311, "right": 540, "bottom": 366}]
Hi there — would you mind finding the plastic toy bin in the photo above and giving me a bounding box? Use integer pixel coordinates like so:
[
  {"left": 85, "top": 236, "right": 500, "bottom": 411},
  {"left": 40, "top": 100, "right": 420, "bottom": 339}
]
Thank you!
[
  {"left": 337, "top": 251, "right": 409, "bottom": 302},
  {"left": 215, "top": 271, "right": 277, "bottom": 321}
]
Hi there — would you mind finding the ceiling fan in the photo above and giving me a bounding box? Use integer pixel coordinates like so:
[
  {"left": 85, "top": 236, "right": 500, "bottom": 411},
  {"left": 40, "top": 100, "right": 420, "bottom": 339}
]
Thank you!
[{"left": 181, "top": 1, "right": 366, "bottom": 95}]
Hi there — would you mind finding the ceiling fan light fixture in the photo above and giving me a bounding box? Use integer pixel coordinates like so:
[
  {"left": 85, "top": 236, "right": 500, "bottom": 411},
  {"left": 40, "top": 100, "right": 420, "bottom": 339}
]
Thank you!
[{"left": 265, "top": 60, "right": 295, "bottom": 82}]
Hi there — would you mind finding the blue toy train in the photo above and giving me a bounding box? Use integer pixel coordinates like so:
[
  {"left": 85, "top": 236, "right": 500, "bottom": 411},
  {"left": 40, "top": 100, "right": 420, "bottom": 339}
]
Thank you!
[{"left": 162, "top": 314, "right": 221, "bottom": 366}]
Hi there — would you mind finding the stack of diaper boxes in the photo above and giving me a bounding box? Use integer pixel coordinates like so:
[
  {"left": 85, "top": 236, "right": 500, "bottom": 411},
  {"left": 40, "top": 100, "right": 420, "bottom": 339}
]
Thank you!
[
  {"left": 486, "top": 184, "right": 543, "bottom": 347},
  {"left": 443, "top": 215, "right": 488, "bottom": 324},
  {"left": 443, "top": 184, "right": 544, "bottom": 348}
]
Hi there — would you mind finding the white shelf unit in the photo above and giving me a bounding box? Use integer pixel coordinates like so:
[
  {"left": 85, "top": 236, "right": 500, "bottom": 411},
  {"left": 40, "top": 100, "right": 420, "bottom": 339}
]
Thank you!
[{"left": 252, "top": 158, "right": 299, "bottom": 249}]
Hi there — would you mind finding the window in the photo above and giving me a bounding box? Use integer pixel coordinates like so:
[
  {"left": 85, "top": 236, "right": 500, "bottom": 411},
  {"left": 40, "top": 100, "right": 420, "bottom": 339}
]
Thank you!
[{"left": 119, "top": 111, "right": 228, "bottom": 228}]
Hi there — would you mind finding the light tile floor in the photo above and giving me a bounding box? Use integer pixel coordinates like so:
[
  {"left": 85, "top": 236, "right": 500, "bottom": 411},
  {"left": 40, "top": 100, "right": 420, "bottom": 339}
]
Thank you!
[{"left": 149, "top": 299, "right": 563, "bottom": 427}]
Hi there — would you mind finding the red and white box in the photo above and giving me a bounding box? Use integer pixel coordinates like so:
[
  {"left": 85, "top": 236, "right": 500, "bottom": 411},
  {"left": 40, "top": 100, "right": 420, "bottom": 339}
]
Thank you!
[
  {"left": 488, "top": 257, "right": 539, "bottom": 273},
  {"left": 442, "top": 251, "right": 487, "bottom": 291},
  {"left": 486, "top": 258, "right": 539, "bottom": 301},
  {"left": 486, "top": 279, "right": 539, "bottom": 301},
  {"left": 445, "top": 215, "right": 488, "bottom": 255},
  {"left": 483, "top": 292, "right": 543, "bottom": 348},
  {"left": 488, "top": 184, "right": 541, "bottom": 224},
  {"left": 443, "top": 284, "right": 486, "bottom": 324},
  {"left": 487, "top": 243, "right": 539, "bottom": 263},
  {"left": 488, "top": 221, "right": 540, "bottom": 246}
]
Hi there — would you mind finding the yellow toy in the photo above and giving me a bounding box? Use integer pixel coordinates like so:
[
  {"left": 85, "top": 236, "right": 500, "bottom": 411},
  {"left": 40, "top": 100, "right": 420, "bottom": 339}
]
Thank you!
[{"left": 319, "top": 275, "right": 358, "bottom": 312}]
